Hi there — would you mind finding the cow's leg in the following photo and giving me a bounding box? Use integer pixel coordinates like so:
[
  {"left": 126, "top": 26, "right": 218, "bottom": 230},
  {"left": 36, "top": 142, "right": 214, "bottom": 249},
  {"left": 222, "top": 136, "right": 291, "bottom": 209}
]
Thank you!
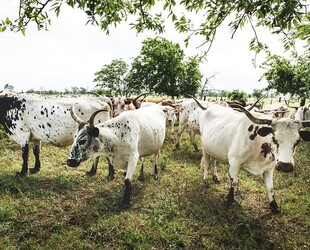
[
  {"left": 86, "top": 156, "right": 99, "bottom": 176},
  {"left": 201, "top": 150, "right": 210, "bottom": 188},
  {"left": 138, "top": 157, "right": 145, "bottom": 181},
  {"left": 107, "top": 157, "right": 115, "bottom": 180},
  {"left": 211, "top": 158, "right": 220, "bottom": 184},
  {"left": 30, "top": 141, "right": 41, "bottom": 174},
  {"left": 175, "top": 121, "right": 186, "bottom": 149},
  {"left": 121, "top": 154, "right": 138, "bottom": 208},
  {"left": 226, "top": 161, "right": 240, "bottom": 206},
  {"left": 189, "top": 130, "right": 198, "bottom": 151},
  {"left": 263, "top": 169, "right": 280, "bottom": 213},
  {"left": 17, "top": 143, "right": 29, "bottom": 176},
  {"left": 152, "top": 152, "right": 159, "bottom": 180}
]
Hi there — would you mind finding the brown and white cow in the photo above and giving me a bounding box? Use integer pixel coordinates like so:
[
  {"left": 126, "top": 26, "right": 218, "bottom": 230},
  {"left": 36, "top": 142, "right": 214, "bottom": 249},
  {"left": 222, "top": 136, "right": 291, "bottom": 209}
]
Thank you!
[
  {"left": 112, "top": 93, "right": 148, "bottom": 117},
  {"left": 192, "top": 97, "right": 310, "bottom": 213}
]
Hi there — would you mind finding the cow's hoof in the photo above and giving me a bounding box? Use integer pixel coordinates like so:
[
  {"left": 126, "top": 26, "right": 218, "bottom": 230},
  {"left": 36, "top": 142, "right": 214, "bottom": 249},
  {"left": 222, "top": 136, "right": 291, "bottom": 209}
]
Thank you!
[
  {"left": 212, "top": 175, "right": 220, "bottom": 184},
  {"left": 120, "top": 202, "right": 131, "bottom": 210},
  {"left": 16, "top": 171, "right": 27, "bottom": 177},
  {"left": 138, "top": 174, "right": 145, "bottom": 181},
  {"left": 270, "top": 201, "right": 281, "bottom": 214},
  {"left": 30, "top": 168, "right": 40, "bottom": 174},
  {"left": 107, "top": 174, "right": 115, "bottom": 181},
  {"left": 204, "top": 181, "right": 210, "bottom": 189},
  {"left": 86, "top": 171, "right": 96, "bottom": 176}
]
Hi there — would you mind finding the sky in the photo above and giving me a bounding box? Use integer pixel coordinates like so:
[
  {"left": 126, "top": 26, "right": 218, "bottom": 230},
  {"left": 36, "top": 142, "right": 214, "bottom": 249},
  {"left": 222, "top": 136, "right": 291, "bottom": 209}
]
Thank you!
[{"left": 0, "top": 2, "right": 295, "bottom": 94}]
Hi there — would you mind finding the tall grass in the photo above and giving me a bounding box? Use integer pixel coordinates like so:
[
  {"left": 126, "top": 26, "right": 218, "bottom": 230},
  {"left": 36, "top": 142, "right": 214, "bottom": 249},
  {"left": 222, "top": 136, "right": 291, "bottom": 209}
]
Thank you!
[{"left": 0, "top": 128, "right": 309, "bottom": 249}]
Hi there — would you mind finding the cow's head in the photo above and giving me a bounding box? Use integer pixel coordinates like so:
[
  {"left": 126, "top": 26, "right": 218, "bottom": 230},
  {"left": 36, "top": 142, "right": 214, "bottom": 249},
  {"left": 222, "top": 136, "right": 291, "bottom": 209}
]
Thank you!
[
  {"left": 237, "top": 105, "right": 310, "bottom": 173},
  {"left": 112, "top": 93, "right": 148, "bottom": 117},
  {"left": 67, "top": 107, "right": 108, "bottom": 167},
  {"left": 163, "top": 106, "right": 176, "bottom": 125}
]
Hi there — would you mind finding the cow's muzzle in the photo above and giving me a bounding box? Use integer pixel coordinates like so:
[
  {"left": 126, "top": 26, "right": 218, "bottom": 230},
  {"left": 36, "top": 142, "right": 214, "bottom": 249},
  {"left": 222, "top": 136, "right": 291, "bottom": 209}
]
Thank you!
[
  {"left": 275, "top": 162, "right": 294, "bottom": 173},
  {"left": 67, "top": 159, "right": 81, "bottom": 168}
]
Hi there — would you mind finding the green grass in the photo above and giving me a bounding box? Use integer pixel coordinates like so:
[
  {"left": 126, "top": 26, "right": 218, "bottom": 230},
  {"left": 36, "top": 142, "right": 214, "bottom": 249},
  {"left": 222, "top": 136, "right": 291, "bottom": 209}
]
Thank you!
[{"left": 0, "top": 128, "right": 309, "bottom": 249}]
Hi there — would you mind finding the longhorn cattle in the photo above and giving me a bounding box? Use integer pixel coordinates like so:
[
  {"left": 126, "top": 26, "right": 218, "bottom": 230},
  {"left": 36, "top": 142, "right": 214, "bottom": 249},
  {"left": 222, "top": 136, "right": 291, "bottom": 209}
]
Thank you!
[
  {"left": 175, "top": 98, "right": 230, "bottom": 150},
  {"left": 192, "top": 97, "right": 310, "bottom": 213},
  {"left": 175, "top": 99, "right": 211, "bottom": 150},
  {"left": 293, "top": 106, "right": 310, "bottom": 121},
  {"left": 67, "top": 104, "right": 166, "bottom": 208},
  {"left": 112, "top": 93, "right": 148, "bottom": 117},
  {"left": 141, "top": 102, "right": 177, "bottom": 140},
  {"left": 0, "top": 93, "right": 111, "bottom": 176},
  {"left": 258, "top": 102, "right": 289, "bottom": 118}
]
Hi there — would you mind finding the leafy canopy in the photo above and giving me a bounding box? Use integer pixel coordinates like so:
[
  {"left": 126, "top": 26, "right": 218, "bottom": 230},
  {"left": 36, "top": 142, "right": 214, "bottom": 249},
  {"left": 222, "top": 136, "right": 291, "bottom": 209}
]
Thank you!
[
  {"left": 260, "top": 51, "right": 310, "bottom": 99},
  {"left": 1, "top": 0, "right": 309, "bottom": 52},
  {"left": 129, "top": 37, "right": 201, "bottom": 98},
  {"left": 93, "top": 59, "right": 130, "bottom": 96}
]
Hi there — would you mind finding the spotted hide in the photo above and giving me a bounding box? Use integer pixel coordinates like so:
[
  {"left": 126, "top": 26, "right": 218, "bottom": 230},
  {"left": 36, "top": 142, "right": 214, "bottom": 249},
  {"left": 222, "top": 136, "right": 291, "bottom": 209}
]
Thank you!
[
  {"left": 0, "top": 94, "right": 111, "bottom": 176},
  {"left": 67, "top": 105, "right": 166, "bottom": 208},
  {"left": 192, "top": 97, "right": 310, "bottom": 213}
]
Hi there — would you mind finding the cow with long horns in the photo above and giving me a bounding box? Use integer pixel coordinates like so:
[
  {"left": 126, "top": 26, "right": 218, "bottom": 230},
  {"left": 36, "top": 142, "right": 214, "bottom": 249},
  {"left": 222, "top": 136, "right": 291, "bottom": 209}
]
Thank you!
[
  {"left": 0, "top": 93, "right": 111, "bottom": 176},
  {"left": 67, "top": 104, "right": 166, "bottom": 208},
  {"left": 191, "top": 96, "right": 310, "bottom": 213}
]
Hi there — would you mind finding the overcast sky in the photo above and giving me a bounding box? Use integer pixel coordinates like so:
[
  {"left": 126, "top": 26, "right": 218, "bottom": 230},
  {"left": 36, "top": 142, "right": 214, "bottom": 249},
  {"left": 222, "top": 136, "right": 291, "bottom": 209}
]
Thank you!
[{"left": 0, "top": 2, "right": 294, "bottom": 94}]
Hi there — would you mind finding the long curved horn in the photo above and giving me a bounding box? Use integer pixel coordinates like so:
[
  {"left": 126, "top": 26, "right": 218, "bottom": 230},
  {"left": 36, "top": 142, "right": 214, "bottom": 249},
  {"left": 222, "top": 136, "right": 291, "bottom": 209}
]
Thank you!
[
  {"left": 185, "top": 94, "right": 208, "bottom": 110},
  {"left": 247, "top": 95, "right": 265, "bottom": 111},
  {"left": 233, "top": 104, "right": 273, "bottom": 125},
  {"left": 132, "top": 92, "right": 149, "bottom": 102},
  {"left": 70, "top": 105, "right": 85, "bottom": 124},
  {"left": 89, "top": 107, "right": 110, "bottom": 128}
]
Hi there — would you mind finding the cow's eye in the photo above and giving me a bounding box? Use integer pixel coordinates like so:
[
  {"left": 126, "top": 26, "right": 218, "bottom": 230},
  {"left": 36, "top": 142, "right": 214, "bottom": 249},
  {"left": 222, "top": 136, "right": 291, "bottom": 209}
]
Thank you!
[{"left": 78, "top": 140, "right": 87, "bottom": 146}]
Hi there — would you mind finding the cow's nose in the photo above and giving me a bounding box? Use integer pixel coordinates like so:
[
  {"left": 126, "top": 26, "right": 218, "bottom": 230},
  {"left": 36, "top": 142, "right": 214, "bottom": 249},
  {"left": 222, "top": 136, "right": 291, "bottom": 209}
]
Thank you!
[
  {"left": 275, "top": 162, "right": 294, "bottom": 173},
  {"left": 67, "top": 159, "right": 80, "bottom": 167}
]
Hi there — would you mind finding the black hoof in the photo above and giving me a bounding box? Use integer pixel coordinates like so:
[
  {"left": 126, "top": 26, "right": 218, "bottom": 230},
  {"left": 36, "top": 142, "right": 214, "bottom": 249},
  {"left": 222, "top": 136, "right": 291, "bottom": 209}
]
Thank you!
[
  {"left": 16, "top": 171, "right": 27, "bottom": 177},
  {"left": 29, "top": 168, "right": 40, "bottom": 174},
  {"left": 86, "top": 170, "right": 96, "bottom": 176},
  {"left": 138, "top": 174, "right": 145, "bottom": 181},
  {"left": 212, "top": 175, "right": 220, "bottom": 184},
  {"left": 120, "top": 202, "right": 131, "bottom": 210},
  {"left": 270, "top": 201, "right": 281, "bottom": 214},
  {"left": 204, "top": 181, "right": 210, "bottom": 188},
  {"left": 107, "top": 174, "right": 115, "bottom": 181}
]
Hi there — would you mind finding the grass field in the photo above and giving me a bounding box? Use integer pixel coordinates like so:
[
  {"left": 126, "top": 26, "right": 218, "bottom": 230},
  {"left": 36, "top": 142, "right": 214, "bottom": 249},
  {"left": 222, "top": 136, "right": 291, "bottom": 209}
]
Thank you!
[{"left": 0, "top": 126, "right": 309, "bottom": 249}]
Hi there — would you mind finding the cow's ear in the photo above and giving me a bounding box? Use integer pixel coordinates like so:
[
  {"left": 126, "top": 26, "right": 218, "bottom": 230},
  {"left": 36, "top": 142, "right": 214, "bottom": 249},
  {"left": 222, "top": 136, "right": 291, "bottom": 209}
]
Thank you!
[
  {"left": 299, "top": 130, "right": 310, "bottom": 142},
  {"left": 257, "top": 127, "right": 273, "bottom": 137},
  {"left": 91, "top": 127, "right": 99, "bottom": 137}
]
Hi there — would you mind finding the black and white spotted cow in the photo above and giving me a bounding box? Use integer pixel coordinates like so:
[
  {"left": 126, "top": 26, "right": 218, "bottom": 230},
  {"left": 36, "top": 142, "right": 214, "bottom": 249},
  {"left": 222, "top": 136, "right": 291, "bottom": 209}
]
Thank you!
[
  {"left": 67, "top": 105, "right": 166, "bottom": 208},
  {"left": 0, "top": 93, "right": 111, "bottom": 176},
  {"left": 192, "top": 97, "right": 310, "bottom": 213}
]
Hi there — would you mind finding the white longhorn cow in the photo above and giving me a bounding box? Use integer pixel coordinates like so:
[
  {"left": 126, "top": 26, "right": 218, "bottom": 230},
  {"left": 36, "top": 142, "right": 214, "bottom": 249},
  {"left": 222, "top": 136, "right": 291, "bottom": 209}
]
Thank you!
[
  {"left": 0, "top": 93, "right": 111, "bottom": 176},
  {"left": 67, "top": 105, "right": 166, "bottom": 208},
  {"left": 192, "top": 97, "right": 310, "bottom": 213}
]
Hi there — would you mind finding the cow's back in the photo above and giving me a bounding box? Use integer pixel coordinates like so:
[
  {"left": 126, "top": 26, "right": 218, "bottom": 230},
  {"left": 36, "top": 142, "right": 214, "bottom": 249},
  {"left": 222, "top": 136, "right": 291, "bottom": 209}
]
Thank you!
[
  {"left": 199, "top": 105, "right": 273, "bottom": 170},
  {"left": 137, "top": 106, "right": 166, "bottom": 156},
  {"left": 1, "top": 94, "right": 110, "bottom": 147}
]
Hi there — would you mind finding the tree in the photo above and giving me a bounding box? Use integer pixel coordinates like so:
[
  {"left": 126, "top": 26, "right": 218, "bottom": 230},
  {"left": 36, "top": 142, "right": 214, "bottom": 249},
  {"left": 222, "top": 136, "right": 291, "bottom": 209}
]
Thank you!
[
  {"left": 3, "top": 83, "right": 14, "bottom": 91},
  {"left": 94, "top": 59, "right": 130, "bottom": 96},
  {"left": 227, "top": 89, "right": 248, "bottom": 102},
  {"left": 260, "top": 51, "right": 310, "bottom": 104},
  {"left": 129, "top": 37, "right": 201, "bottom": 99},
  {"left": 1, "top": 1, "right": 308, "bottom": 53},
  {"left": 199, "top": 72, "right": 217, "bottom": 99},
  {"left": 252, "top": 88, "right": 264, "bottom": 100}
]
